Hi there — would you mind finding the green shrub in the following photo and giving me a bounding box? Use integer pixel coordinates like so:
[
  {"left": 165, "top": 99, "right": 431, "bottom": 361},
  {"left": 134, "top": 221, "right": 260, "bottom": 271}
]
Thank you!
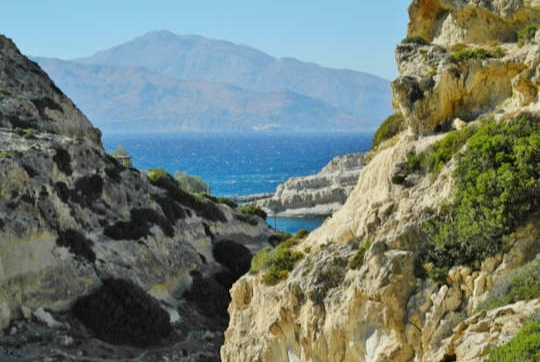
[
  {"left": 0, "top": 151, "right": 7, "bottom": 158},
  {"left": 174, "top": 171, "right": 209, "bottom": 194},
  {"left": 477, "top": 254, "right": 540, "bottom": 311},
  {"left": 401, "top": 36, "right": 429, "bottom": 45},
  {"left": 239, "top": 205, "right": 267, "bottom": 220},
  {"left": 371, "top": 113, "right": 406, "bottom": 151},
  {"left": 423, "top": 117, "right": 540, "bottom": 270},
  {"left": 518, "top": 24, "right": 539, "bottom": 47},
  {"left": 484, "top": 319, "right": 540, "bottom": 362},
  {"left": 0, "top": 87, "right": 10, "bottom": 96},
  {"left": 14, "top": 127, "right": 36, "bottom": 139},
  {"left": 348, "top": 241, "right": 372, "bottom": 270},
  {"left": 269, "top": 231, "right": 292, "bottom": 246},
  {"left": 452, "top": 48, "right": 491, "bottom": 61},
  {"left": 250, "top": 232, "right": 306, "bottom": 285},
  {"left": 147, "top": 168, "right": 170, "bottom": 183},
  {"left": 424, "top": 126, "right": 477, "bottom": 176}
]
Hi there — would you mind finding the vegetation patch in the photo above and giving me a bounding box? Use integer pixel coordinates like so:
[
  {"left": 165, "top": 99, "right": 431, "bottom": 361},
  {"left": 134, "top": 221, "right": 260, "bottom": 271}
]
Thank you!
[
  {"left": 234, "top": 212, "right": 258, "bottom": 226},
  {"left": 250, "top": 230, "right": 308, "bottom": 285},
  {"left": 268, "top": 231, "right": 292, "bottom": 247},
  {"left": 452, "top": 48, "right": 492, "bottom": 62},
  {"left": 174, "top": 171, "right": 209, "bottom": 194},
  {"left": 424, "top": 125, "right": 478, "bottom": 176},
  {"left": 401, "top": 36, "right": 429, "bottom": 45},
  {"left": 153, "top": 195, "right": 186, "bottom": 222},
  {"left": 52, "top": 148, "right": 72, "bottom": 176},
  {"left": 348, "top": 241, "right": 372, "bottom": 270},
  {"left": 148, "top": 168, "right": 226, "bottom": 222},
  {"left": 56, "top": 229, "right": 96, "bottom": 263},
  {"left": 201, "top": 193, "right": 238, "bottom": 208},
  {"left": 423, "top": 117, "right": 540, "bottom": 272},
  {"left": 484, "top": 318, "right": 540, "bottom": 362},
  {"left": 517, "top": 24, "right": 539, "bottom": 47},
  {"left": 72, "top": 278, "right": 171, "bottom": 346},
  {"left": 477, "top": 254, "right": 540, "bottom": 311},
  {"left": 371, "top": 113, "right": 406, "bottom": 151},
  {"left": 239, "top": 205, "right": 267, "bottom": 220}
]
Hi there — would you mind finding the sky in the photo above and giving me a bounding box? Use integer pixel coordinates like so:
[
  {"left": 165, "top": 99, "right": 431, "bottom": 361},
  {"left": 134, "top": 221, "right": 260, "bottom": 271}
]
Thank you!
[{"left": 0, "top": 1, "right": 410, "bottom": 80}]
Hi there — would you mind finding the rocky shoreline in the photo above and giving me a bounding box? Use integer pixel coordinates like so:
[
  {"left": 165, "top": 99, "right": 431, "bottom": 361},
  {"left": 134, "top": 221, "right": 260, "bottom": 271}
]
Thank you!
[{"left": 247, "top": 152, "right": 365, "bottom": 217}]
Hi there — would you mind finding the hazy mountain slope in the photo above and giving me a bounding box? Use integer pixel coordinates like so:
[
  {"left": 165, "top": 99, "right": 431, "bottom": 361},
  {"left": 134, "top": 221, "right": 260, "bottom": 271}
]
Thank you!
[
  {"left": 76, "top": 30, "right": 392, "bottom": 121},
  {"left": 36, "top": 57, "right": 362, "bottom": 132}
]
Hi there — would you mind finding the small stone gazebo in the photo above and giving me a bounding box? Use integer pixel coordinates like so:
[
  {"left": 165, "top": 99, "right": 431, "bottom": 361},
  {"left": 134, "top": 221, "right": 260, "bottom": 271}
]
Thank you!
[
  {"left": 112, "top": 155, "right": 132, "bottom": 167},
  {"left": 110, "top": 145, "right": 132, "bottom": 167}
]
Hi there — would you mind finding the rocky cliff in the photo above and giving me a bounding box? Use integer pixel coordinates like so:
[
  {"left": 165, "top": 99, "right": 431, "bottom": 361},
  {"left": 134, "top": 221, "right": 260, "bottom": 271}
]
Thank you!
[
  {"left": 222, "top": 1, "right": 540, "bottom": 361},
  {"left": 0, "top": 34, "right": 272, "bottom": 361},
  {"left": 252, "top": 152, "right": 365, "bottom": 217}
]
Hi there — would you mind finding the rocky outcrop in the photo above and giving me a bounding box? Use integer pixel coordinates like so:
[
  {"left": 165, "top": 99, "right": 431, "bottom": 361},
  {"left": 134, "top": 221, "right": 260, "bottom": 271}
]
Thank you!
[
  {"left": 0, "top": 34, "right": 272, "bottom": 360},
  {"left": 0, "top": 36, "right": 101, "bottom": 147},
  {"left": 252, "top": 152, "right": 365, "bottom": 217},
  {"left": 393, "top": 0, "right": 540, "bottom": 134},
  {"left": 222, "top": 1, "right": 540, "bottom": 361}
]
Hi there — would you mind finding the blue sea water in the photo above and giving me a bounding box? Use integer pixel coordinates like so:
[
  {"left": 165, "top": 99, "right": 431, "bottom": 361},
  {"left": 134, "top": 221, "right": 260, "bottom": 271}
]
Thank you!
[{"left": 102, "top": 131, "right": 373, "bottom": 232}]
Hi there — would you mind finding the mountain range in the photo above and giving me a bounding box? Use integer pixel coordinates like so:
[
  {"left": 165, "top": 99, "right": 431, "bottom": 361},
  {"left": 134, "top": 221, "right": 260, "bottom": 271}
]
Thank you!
[{"left": 35, "top": 30, "right": 393, "bottom": 132}]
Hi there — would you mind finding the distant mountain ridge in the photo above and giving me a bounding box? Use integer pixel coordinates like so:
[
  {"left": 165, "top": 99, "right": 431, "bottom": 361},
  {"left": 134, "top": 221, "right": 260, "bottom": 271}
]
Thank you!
[{"left": 36, "top": 30, "right": 392, "bottom": 132}]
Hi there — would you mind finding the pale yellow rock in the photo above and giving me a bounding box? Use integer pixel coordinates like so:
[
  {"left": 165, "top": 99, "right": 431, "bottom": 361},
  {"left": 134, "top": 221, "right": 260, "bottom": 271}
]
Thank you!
[{"left": 222, "top": 1, "right": 540, "bottom": 361}]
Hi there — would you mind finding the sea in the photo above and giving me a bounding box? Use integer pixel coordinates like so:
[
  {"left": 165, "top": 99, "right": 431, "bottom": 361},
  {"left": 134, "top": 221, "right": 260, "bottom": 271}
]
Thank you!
[{"left": 102, "top": 131, "right": 373, "bottom": 233}]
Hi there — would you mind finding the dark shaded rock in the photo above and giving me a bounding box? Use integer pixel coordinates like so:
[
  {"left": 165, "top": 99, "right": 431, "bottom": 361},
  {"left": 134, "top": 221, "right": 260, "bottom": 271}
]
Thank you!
[
  {"left": 72, "top": 278, "right": 171, "bottom": 346},
  {"left": 56, "top": 229, "right": 96, "bottom": 263},
  {"left": 104, "top": 207, "right": 174, "bottom": 240},
  {"left": 183, "top": 271, "right": 230, "bottom": 323},
  {"left": 212, "top": 239, "right": 252, "bottom": 277},
  {"left": 52, "top": 148, "right": 72, "bottom": 176},
  {"left": 73, "top": 174, "right": 103, "bottom": 206}
]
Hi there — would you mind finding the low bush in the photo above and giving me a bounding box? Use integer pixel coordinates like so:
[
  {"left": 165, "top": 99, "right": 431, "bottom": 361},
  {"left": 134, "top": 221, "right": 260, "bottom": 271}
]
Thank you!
[
  {"left": 424, "top": 125, "right": 477, "bottom": 176},
  {"left": 423, "top": 117, "right": 540, "bottom": 271},
  {"left": 401, "top": 36, "right": 429, "bottom": 45},
  {"left": 348, "top": 241, "right": 372, "bottom": 269},
  {"left": 239, "top": 205, "right": 267, "bottom": 220},
  {"left": 452, "top": 48, "right": 491, "bottom": 61},
  {"left": 477, "top": 254, "right": 540, "bottom": 311},
  {"left": 174, "top": 171, "right": 209, "bottom": 194},
  {"left": 148, "top": 169, "right": 226, "bottom": 222},
  {"left": 484, "top": 319, "right": 540, "bottom": 362},
  {"left": 370, "top": 113, "right": 406, "bottom": 151},
  {"left": 517, "top": 24, "right": 539, "bottom": 47},
  {"left": 268, "top": 231, "right": 292, "bottom": 246},
  {"left": 72, "top": 278, "right": 171, "bottom": 346},
  {"left": 250, "top": 230, "right": 307, "bottom": 285}
]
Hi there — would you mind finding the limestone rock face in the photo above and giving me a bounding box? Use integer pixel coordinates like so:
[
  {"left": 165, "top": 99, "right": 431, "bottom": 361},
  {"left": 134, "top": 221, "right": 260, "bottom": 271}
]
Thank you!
[
  {"left": 253, "top": 152, "right": 365, "bottom": 217},
  {"left": 222, "top": 1, "right": 540, "bottom": 361},
  {"left": 0, "top": 35, "right": 272, "bottom": 333},
  {"left": 393, "top": 0, "right": 540, "bottom": 134},
  {"left": 408, "top": 0, "right": 540, "bottom": 46}
]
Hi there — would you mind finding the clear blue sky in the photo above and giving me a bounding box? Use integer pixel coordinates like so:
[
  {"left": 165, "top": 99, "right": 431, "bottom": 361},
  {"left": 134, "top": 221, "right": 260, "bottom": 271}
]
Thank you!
[{"left": 1, "top": 1, "right": 410, "bottom": 80}]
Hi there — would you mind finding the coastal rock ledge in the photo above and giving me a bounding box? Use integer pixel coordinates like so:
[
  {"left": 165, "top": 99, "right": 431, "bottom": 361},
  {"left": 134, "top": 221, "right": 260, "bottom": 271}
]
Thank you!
[
  {"left": 252, "top": 152, "right": 365, "bottom": 217},
  {"left": 222, "top": 1, "right": 540, "bottom": 361}
]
